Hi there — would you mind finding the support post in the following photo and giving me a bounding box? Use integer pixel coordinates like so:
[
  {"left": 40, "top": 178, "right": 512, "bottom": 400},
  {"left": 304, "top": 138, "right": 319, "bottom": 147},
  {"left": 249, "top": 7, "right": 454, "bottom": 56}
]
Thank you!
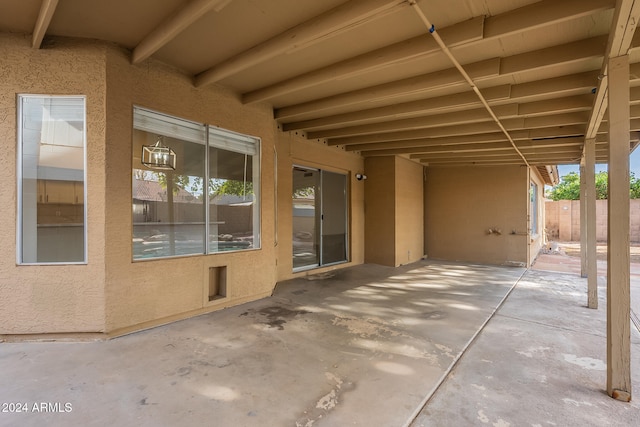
[
  {"left": 606, "top": 54, "right": 631, "bottom": 402},
  {"left": 585, "top": 138, "right": 598, "bottom": 309},
  {"left": 580, "top": 158, "right": 587, "bottom": 277}
]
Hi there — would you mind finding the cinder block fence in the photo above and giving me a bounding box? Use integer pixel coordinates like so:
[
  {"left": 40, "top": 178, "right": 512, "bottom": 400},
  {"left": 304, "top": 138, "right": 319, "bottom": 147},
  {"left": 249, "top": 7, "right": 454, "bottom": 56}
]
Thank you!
[{"left": 545, "top": 199, "right": 640, "bottom": 242}]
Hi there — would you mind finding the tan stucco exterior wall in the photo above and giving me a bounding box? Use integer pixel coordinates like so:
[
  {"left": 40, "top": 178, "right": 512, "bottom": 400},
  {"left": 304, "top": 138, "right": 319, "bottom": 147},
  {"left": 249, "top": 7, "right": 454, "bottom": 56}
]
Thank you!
[
  {"left": 0, "top": 36, "right": 368, "bottom": 336},
  {"left": 425, "top": 166, "right": 529, "bottom": 266},
  {"left": 364, "top": 156, "right": 396, "bottom": 266},
  {"left": 102, "top": 46, "right": 279, "bottom": 334},
  {"left": 364, "top": 156, "right": 424, "bottom": 267},
  {"left": 394, "top": 157, "right": 424, "bottom": 266},
  {"left": 0, "top": 34, "right": 106, "bottom": 334},
  {"left": 0, "top": 34, "right": 541, "bottom": 336},
  {"left": 275, "top": 131, "right": 365, "bottom": 279}
]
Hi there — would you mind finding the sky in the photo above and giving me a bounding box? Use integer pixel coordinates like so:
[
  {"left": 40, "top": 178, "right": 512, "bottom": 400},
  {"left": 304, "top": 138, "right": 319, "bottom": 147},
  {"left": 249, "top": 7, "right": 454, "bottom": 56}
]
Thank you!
[{"left": 556, "top": 146, "right": 640, "bottom": 178}]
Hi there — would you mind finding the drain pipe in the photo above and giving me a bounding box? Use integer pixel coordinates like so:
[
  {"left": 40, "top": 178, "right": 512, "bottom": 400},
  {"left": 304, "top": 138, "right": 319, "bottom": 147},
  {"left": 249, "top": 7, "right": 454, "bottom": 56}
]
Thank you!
[{"left": 408, "top": 1, "right": 530, "bottom": 168}]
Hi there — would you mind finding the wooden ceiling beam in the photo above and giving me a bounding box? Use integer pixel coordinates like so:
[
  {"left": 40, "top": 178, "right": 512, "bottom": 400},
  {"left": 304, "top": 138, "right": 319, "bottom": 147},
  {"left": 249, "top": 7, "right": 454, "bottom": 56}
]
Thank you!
[
  {"left": 32, "top": 0, "right": 59, "bottom": 49},
  {"left": 275, "top": 58, "right": 499, "bottom": 120},
  {"left": 413, "top": 148, "right": 588, "bottom": 162},
  {"left": 276, "top": 35, "right": 610, "bottom": 120},
  {"left": 407, "top": 138, "right": 590, "bottom": 157},
  {"left": 245, "top": 0, "right": 612, "bottom": 104},
  {"left": 287, "top": 92, "right": 593, "bottom": 132},
  {"left": 353, "top": 129, "right": 626, "bottom": 157},
  {"left": 289, "top": 65, "right": 640, "bottom": 134},
  {"left": 307, "top": 104, "right": 518, "bottom": 139},
  {"left": 330, "top": 125, "right": 587, "bottom": 147},
  {"left": 282, "top": 85, "right": 511, "bottom": 131},
  {"left": 483, "top": 0, "right": 613, "bottom": 39},
  {"left": 585, "top": 0, "right": 640, "bottom": 139},
  {"left": 311, "top": 109, "right": 589, "bottom": 140},
  {"left": 242, "top": 16, "right": 484, "bottom": 104},
  {"left": 195, "top": 0, "right": 408, "bottom": 87},
  {"left": 344, "top": 132, "right": 510, "bottom": 151},
  {"left": 132, "top": 0, "right": 231, "bottom": 64}
]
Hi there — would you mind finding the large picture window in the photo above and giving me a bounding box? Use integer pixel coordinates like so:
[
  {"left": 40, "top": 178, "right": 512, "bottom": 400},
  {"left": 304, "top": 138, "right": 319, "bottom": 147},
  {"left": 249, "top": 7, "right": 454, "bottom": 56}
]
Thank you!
[
  {"left": 17, "top": 95, "right": 87, "bottom": 264},
  {"left": 132, "top": 107, "right": 260, "bottom": 260}
]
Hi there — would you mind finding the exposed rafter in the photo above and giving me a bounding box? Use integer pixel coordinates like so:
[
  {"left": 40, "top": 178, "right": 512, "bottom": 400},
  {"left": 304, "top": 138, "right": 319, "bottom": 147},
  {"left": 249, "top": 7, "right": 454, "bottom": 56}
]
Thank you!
[
  {"left": 585, "top": 0, "right": 640, "bottom": 139},
  {"left": 132, "top": 0, "right": 232, "bottom": 64},
  {"left": 32, "top": 0, "right": 58, "bottom": 49},
  {"left": 243, "top": 0, "right": 613, "bottom": 104},
  {"left": 275, "top": 35, "right": 614, "bottom": 120},
  {"left": 195, "top": 0, "right": 409, "bottom": 87}
]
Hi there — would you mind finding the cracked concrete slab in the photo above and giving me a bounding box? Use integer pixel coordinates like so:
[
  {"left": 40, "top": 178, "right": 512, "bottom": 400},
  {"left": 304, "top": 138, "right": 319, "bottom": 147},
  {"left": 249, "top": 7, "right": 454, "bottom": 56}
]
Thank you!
[
  {"left": 3, "top": 260, "right": 637, "bottom": 427},
  {"left": 410, "top": 269, "right": 640, "bottom": 427},
  {"left": 0, "top": 261, "right": 524, "bottom": 427}
]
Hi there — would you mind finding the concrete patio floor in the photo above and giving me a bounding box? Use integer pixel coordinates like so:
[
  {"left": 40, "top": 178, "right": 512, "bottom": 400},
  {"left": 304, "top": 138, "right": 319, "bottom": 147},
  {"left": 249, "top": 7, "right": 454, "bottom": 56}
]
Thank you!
[{"left": 1, "top": 259, "right": 639, "bottom": 426}]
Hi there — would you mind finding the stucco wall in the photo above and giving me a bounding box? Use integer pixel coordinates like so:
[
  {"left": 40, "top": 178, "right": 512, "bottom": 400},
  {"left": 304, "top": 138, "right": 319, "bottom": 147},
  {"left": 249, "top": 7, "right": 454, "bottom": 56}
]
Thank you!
[
  {"left": 103, "top": 45, "right": 280, "bottom": 334},
  {"left": 364, "top": 156, "right": 396, "bottom": 266},
  {"left": 364, "top": 156, "right": 424, "bottom": 267},
  {"left": 0, "top": 34, "right": 106, "bottom": 334},
  {"left": 425, "top": 166, "right": 529, "bottom": 266},
  {"left": 0, "top": 35, "right": 368, "bottom": 337},
  {"left": 394, "top": 157, "right": 425, "bottom": 266}
]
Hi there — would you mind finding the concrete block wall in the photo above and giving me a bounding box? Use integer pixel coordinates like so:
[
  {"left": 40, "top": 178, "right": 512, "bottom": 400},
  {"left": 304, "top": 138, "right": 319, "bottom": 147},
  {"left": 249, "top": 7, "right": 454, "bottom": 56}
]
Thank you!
[{"left": 545, "top": 199, "right": 640, "bottom": 242}]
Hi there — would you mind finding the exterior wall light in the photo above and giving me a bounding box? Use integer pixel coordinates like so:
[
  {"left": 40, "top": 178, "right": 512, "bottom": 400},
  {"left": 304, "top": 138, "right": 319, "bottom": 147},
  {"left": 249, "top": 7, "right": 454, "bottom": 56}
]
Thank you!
[
  {"left": 141, "top": 136, "right": 176, "bottom": 170},
  {"left": 355, "top": 173, "right": 367, "bottom": 181}
]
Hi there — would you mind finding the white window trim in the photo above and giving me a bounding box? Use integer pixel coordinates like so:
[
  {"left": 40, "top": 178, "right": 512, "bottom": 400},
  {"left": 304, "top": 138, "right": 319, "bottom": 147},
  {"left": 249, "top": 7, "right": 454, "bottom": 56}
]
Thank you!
[{"left": 16, "top": 94, "right": 88, "bottom": 265}]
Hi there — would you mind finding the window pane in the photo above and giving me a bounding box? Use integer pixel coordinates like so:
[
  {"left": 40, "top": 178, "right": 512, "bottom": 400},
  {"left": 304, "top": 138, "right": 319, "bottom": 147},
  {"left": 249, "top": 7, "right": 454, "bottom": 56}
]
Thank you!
[
  {"left": 292, "top": 167, "right": 319, "bottom": 269},
  {"left": 132, "top": 120, "right": 206, "bottom": 259},
  {"left": 132, "top": 107, "right": 260, "bottom": 260},
  {"left": 209, "top": 130, "right": 260, "bottom": 253},
  {"left": 19, "top": 96, "right": 86, "bottom": 263},
  {"left": 321, "top": 171, "right": 348, "bottom": 265}
]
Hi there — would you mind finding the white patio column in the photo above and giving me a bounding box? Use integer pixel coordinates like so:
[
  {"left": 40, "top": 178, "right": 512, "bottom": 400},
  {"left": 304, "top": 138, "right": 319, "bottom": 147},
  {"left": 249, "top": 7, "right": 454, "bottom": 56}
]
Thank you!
[
  {"left": 607, "top": 54, "right": 631, "bottom": 401},
  {"left": 584, "top": 138, "right": 598, "bottom": 309}
]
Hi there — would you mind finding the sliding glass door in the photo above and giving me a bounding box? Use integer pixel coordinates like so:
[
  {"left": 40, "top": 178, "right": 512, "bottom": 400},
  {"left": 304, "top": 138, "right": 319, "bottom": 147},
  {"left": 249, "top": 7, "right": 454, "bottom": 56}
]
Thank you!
[{"left": 292, "top": 166, "right": 347, "bottom": 271}]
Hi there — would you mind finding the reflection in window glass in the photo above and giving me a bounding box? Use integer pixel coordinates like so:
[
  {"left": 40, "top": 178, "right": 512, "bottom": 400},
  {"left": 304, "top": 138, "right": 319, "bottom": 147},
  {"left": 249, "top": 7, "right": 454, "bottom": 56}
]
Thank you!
[
  {"left": 209, "top": 128, "right": 260, "bottom": 253},
  {"left": 530, "top": 182, "right": 538, "bottom": 235},
  {"left": 132, "top": 107, "right": 260, "bottom": 260},
  {"left": 132, "top": 129, "right": 206, "bottom": 259},
  {"left": 18, "top": 96, "right": 86, "bottom": 264}
]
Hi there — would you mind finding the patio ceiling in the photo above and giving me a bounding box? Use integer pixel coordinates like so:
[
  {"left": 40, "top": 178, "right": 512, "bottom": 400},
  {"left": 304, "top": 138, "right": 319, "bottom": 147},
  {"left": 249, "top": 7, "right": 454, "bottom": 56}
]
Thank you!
[{"left": 3, "top": 0, "right": 640, "bottom": 180}]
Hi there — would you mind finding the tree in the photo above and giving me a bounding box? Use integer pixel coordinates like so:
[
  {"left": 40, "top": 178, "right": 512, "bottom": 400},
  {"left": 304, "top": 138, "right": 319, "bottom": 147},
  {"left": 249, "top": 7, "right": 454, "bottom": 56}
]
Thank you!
[
  {"left": 547, "top": 171, "right": 640, "bottom": 200},
  {"left": 547, "top": 172, "right": 581, "bottom": 200}
]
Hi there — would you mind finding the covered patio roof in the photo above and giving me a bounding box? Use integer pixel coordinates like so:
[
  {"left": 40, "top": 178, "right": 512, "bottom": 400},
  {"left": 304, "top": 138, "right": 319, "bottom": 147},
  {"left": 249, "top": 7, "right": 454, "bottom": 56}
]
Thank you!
[{"left": 2, "top": 0, "right": 640, "bottom": 183}]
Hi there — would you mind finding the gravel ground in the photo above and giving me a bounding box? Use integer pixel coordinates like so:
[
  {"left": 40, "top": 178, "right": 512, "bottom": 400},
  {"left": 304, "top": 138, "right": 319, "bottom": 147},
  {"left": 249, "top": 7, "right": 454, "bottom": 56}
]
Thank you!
[{"left": 554, "top": 241, "right": 640, "bottom": 263}]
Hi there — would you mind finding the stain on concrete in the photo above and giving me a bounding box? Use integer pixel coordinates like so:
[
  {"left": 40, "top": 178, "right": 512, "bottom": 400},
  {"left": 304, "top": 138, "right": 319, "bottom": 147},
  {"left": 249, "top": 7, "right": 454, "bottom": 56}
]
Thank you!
[
  {"left": 421, "top": 310, "right": 447, "bottom": 320},
  {"left": 139, "top": 397, "right": 156, "bottom": 406},
  {"left": 331, "top": 315, "right": 401, "bottom": 338},
  {"left": 177, "top": 366, "right": 191, "bottom": 376},
  {"left": 562, "top": 354, "right": 606, "bottom": 371},
  {"left": 516, "top": 346, "right": 550, "bottom": 358},
  {"left": 240, "top": 306, "right": 311, "bottom": 330}
]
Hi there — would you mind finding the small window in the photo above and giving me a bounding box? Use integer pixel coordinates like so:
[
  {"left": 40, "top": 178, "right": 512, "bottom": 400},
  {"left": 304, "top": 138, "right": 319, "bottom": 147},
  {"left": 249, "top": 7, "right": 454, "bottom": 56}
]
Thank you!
[
  {"left": 132, "top": 107, "right": 260, "bottom": 260},
  {"left": 17, "top": 95, "right": 87, "bottom": 264}
]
